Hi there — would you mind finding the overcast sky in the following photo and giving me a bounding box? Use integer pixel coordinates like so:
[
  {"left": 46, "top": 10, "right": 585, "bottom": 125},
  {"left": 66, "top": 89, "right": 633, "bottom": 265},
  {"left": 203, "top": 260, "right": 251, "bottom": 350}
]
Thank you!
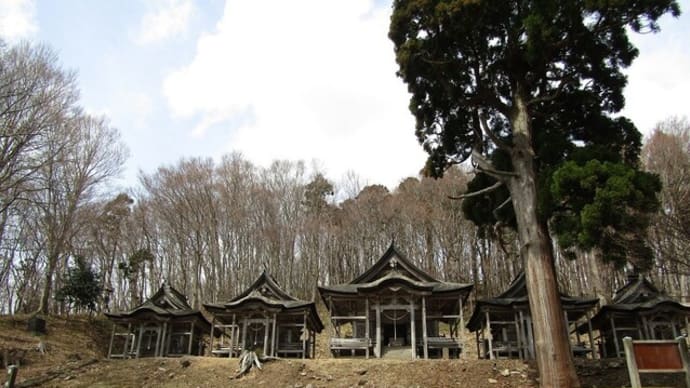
[{"left": 1, "top": 0, "right": 688, "bottom": 191}]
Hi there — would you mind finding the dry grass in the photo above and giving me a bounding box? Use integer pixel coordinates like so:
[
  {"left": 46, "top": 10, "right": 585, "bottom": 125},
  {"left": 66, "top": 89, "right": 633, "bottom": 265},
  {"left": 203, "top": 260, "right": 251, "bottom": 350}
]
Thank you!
[{"left": 0, "top": 314, "right": 686, "bottom": 388}]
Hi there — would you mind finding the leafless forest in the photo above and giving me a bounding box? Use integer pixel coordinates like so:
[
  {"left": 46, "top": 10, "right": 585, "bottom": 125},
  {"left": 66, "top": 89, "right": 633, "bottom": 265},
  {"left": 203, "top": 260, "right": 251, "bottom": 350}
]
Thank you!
[{"left": 1, "top": 43, "right": 689, "bottom": 316}]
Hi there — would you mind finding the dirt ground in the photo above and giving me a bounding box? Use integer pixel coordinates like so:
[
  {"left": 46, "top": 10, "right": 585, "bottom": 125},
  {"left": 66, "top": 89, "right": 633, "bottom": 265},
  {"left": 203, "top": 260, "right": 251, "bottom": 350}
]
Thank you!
[{"left": 0, "top": 315, "right": 686, "bottom": 388}]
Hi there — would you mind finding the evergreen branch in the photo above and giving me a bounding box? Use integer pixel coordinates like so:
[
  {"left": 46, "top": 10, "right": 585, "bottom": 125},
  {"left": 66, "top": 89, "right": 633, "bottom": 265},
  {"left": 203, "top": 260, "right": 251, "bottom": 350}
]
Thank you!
[{"left": 448, "top": 180, "right": 504, "bottom": 200}]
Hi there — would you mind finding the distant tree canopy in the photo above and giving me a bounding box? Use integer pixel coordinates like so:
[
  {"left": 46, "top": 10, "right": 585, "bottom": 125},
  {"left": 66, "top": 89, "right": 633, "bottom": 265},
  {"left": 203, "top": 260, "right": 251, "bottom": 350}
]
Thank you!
[{"left": 390, "top": 0, "right": 674, "bottom": 270}]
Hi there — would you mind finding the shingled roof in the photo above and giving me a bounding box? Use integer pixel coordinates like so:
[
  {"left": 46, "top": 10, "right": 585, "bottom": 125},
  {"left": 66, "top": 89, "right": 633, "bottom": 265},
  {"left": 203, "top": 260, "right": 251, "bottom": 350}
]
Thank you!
[
  {"left": 588, "top": 274, "right": 690, "bottom": 329},
  {"left": 204, "top": 271, "right": 324, "bottom": 332},
  {"left": 105, "top": 282, "right": 210, "bottom": 324},
  {"left": 466, "top": 271, "right": 599, "bottom": 331},
  {"left": 318, "top": 243, "right": 473, "bottom": 298}
]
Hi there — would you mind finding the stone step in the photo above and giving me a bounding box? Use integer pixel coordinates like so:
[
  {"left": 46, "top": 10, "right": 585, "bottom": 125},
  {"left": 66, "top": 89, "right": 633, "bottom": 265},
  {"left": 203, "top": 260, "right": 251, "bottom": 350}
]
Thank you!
[{"left": 382, "top": 346, "right": 413, "bottom": 360}]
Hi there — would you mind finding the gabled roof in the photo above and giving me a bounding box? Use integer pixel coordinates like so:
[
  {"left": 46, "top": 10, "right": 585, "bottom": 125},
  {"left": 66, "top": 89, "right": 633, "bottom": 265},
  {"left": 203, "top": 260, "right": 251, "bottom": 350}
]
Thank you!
[
  {"left": 467, "top": 271, "right": 599, "bottom": 331},
  {"left": 105, "top": 282, "right": 207, "bottom": 322},
  {"left": 204, "top": 271, "right": 324, "bottom": 332},
  {"left": 318, "top": 242, "right": 473, "bottom": 298},
  {"left": 229, "top": 270, "right": 298, "bottom": 304},
  {"left": 351, "top": 243, "right": 437, "bottom": 284},
  {"left": 587, "top": 275, "right": 690, "bottom": 330}
]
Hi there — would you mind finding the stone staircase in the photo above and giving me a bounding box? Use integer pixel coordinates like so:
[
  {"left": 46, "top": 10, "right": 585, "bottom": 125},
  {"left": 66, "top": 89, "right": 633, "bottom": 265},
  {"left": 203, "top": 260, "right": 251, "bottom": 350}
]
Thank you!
[{"left": 382, "top": 346, "right": 413, "bottom": 359}]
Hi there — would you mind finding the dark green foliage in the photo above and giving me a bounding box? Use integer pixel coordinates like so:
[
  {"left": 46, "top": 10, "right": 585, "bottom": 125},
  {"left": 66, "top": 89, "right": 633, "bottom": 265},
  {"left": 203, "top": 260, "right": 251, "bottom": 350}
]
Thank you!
[
  {"left": 550, "top": 160, "right": 660, "bottom": 268},
  {"left": 390, "top": 0, "right": 678, "bottom": 268},
  {"left": 56, "top": 256, "right": 103, "bottom": 313},
  {"left": 118, "top": 248, "right": 154, "bottom": 278}
]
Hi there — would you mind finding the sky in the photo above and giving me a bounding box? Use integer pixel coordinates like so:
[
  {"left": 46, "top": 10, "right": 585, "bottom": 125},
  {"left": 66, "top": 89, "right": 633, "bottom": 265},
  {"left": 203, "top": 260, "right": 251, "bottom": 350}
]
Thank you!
[{"left": 0, "top": 0, "right": 689, "bottom": 191}]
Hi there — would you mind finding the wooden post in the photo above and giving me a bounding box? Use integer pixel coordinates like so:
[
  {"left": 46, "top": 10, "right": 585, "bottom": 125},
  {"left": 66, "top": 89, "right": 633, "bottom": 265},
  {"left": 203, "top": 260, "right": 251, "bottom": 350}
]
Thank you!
[
  {"left": 586, "top": 311, "right": 596, "bottom": 359},
  {"left": 635, "top": 316, "right": 656, "bottom": 339},
  {"left": 159, "top": 322, "right": 168, "bottom": 357},
  {"left": 165, "top": 323, "right": 172, "bottom": 356},
  {"left": 622, "top": 337, "right": 642, "bottom": 388},
  {"left": 302, "top": 311, "right": 307, "bottom": 359},
  {"left": 611, "top": 316, "right": 621, "bottom": 357},
  {"left": 514, "top": 312, "right": 523, "bottom": 360},
  {"left": 187, "top": 321, "right": 195, "bottom": 355},
  {"left": 375, "top": 303, "right": 381, "bottom": 358},
  {"left": 410, "top": 300, "right": 417, "bottom": 359},
  {"left": 365, "top": 298, "right": 370, "bottom": 359},
  {"left": 422, "top": 296, "right": 428, "bottom": 359},
  {"left": 263, "top": 318, "right": 270, "bottom": 356},
  {"left": 486, "top": 311, "right": 493, "bottom": 360},
  {"left": 241, "top": 318, "right": 248, "bottom": 351},
  {"left": 154, "top": 324, "right": 161, "bottom": 357},
  {"left": 107, "top": 323, "right": 116, "bottom": 359},
  {"left": 136, "top": 324, "right": 145, "bottom": 358},
  {"left": 210, "top": 317, "right": 215, "bottom": 355},
  {"left": 6, "top": 365, "right": 18, "bottom": 388},
  {"left": 271, "top": 313, "right": 278, "bottom": 357},
  {"left": 231, "top": 314, "right": 237, "bottom": 356},
  {"left": 459, "top": 295, "right": 465, "bottom": 356},
  {"left": 123, "top": 323, "right": 132, "bottom": 358}
]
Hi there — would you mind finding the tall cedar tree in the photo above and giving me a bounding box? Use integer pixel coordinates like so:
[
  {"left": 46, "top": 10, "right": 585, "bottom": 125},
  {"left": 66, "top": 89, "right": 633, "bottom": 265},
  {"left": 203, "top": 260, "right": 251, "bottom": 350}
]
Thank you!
[{"left": 390, "top": 1, "right": 677, "bottom": 386}]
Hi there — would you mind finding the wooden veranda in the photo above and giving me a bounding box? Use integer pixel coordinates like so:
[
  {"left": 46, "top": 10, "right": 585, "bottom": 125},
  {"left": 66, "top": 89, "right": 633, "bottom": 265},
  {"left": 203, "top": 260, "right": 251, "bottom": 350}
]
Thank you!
[
  {"left": 318, "top": 243, "right": 473, "bottom": 359},
  {"left": 204, "top": 271, "right": 323, "bottom": 359}
]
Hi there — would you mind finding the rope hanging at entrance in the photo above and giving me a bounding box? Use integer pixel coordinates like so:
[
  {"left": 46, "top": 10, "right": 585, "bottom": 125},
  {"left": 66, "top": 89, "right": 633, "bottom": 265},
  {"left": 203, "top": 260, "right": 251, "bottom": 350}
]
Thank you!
[{"left": 382, "top": 310, "right": 409, "bottom": 322}]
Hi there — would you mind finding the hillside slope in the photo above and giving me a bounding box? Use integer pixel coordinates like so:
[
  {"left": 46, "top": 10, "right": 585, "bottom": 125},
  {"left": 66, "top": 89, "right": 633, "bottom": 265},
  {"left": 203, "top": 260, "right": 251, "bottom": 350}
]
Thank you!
[{"left": 0, "top": 315, "right": 685, "bottom": 387}]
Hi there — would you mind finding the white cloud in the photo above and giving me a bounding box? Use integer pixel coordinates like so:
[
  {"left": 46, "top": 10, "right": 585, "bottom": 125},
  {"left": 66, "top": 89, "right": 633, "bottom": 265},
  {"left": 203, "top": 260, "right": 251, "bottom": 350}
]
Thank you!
[
  {"left": 0, "top": 0, "right": 37, "bottom": 41},
  {"left": 135, "top": 0, "right": 194, "bottom": 45},
  {"left": 164, "top": 0, "right": 427, "bottom": 189},
  {"left": 622, "top": 10, "right": 690, "bottom": 137}
]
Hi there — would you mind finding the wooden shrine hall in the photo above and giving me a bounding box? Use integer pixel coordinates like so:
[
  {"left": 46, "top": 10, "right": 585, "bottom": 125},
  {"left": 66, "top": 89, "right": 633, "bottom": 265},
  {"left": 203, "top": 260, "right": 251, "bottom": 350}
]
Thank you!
[
  {"left": 582, "top": 274, "right": 690, "bottom": 358},
  {"left": 318, "top": 243, "right": 473, "bottom": 359},
  {"left": 203, "top": 271, "right": 323, "bottom": 358},
  {"left": 105, "top": 282, "right": 212, "bottom": 358},
  {"left": 466, "top": 271, "right": 599, "bottom": 360}
]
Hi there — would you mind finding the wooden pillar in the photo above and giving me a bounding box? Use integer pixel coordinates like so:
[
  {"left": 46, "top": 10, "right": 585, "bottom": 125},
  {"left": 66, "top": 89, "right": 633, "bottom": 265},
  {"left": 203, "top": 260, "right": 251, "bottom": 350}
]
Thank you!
[
  {"left": 635, "top": 316, "right": 644, "bottom": 339},
  {"left": 271, "top": 313, "right": 278, "bottom": 357},
  {"left": 610, "top": 316, "right": 621, "bottom": 357},
  {"left": 159, "top": 322, "right": 168, "bottom": 357},
  {"left": 210, "top": 317, "right": 215, "bottom": 354},
  {"left": 263, "top": 317, "right": 270, "bottom": 356},
  {"left": 231, "top": 314, "right": 237, "bottom": 356},
  {"left": 513, "top": 312, "right": 523, "bottom": 360},
  {"left": 375, "top": 303, "right": 382, "bottom": 358},
  {"left": 486, "top": 311, "right": 493, "bottom": 360},
  {"left": 365, "top": 298, "right": 370, "bottom": 359},
  {"left": 586, "top": 312, "right": 596, "bottom": 359},
  {"left": 165, "top": 323, "right": 172, "bottom": 356},
  {"left": 422, "top": 296, "right": 428, "bottom": 359},
  {"left": 302, "top": 311, "right": 307, "bottom": 359},
  {"left": 410, "top": 299, "right": 416, "bottom": 360},
  {"left": 154, "top": 323, "right": 161, "bottom": 357},
  {"left": 458, "top": 295, "right": 465, "bottom": 353},
  {"left": 123, "top": 323, "right": 131, "bottom": 358},
  {"left": 187, "top": 321, "right": 195, "bottom": 355},
  {"left": 136, "top": 324, "right": 145, "bottom": 358},
  {"left": 241, "top": 318, "right": 248, "bottom": 351},
  {"left": 108, "top": 323, "right": 116, "bottom": 359}
]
